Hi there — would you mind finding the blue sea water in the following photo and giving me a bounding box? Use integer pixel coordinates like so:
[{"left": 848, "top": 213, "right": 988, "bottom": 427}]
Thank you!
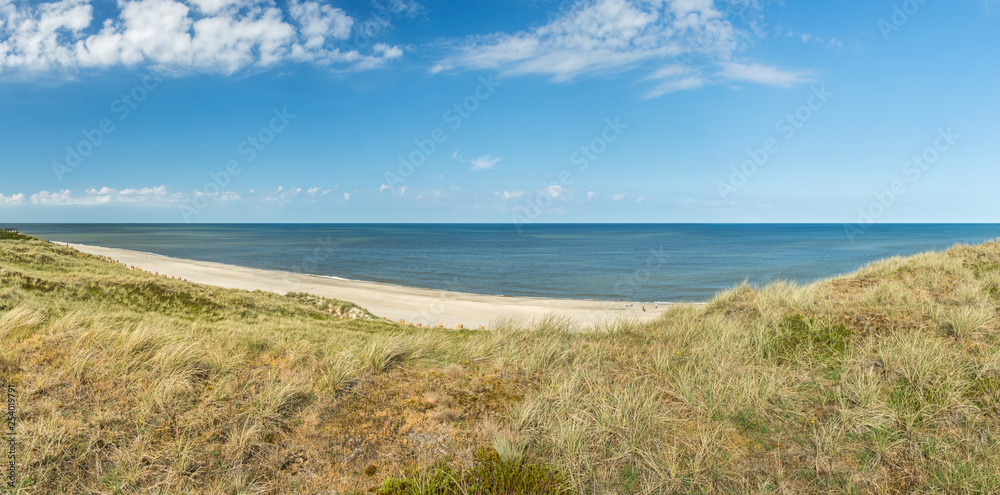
[{"left": 12, "top": 224, "right": 1000, "bottom": 302}]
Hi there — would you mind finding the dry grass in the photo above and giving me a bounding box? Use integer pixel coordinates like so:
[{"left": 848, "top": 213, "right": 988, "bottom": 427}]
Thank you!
[{"left": 3, "top": 235, "right": 1000, "bottom": 494}]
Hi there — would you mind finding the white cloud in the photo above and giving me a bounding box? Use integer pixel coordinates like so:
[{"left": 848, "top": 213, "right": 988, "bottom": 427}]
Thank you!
[
  {"left": 435, "top": 0, "right": 736, "bottom": 83},
  {"left": 639, "top": 64, "right": 688, "bottom": 82},
  {"left": 385, "top": 0, "right": 422, "bottom": 16},
  {"left": 84, "top": 186, "right": 115, "bottom": 195},
  {"left": 468, "top": 154, "right": 501, "bottom": 171},
  {"left": 116, "top": 185, "right": 169, "bottom": 197},
  {"left": 0, "top": 192, "right": 25, "bottom": 206},
  {"left": 612, "top": 193, "right": 627, "bottom": 201},
  {"left": 635, "top": 195, "right": 645, "bottom": 203},
  {"left": 0, "top": 0, "right": 404, "bottom": 75},
  {"left": 785, "top": 30, "right": 844, "bottom": 51},
  {"left": 586, "top": 191, "right": 596, "bottom": 201},
  {"left": 499, "top": 190, "right": 525, "bottom": 200},
  {"left": 30, "top": 185, "right": 181, "bottom": 205},
  {"left": 454, "top": 151, "right": 501, "bottom": 171},
  {"left": 187, "top": 0, "right": 248, "bottom": 16},
  {"left": 717, "top": 61, "right": 811, "bottom": 87},
  {"left": 645, "top": 74, "right": 704, "bottom": 97},
  {"left": 377, "top": 185, "right": 408, "bottom": 196},
  {"left": 20, "top": 184, "right": 385, "bottom": 208},
  {"left": 540, "top": 184, "right": 570, "bottom": 199},
  {"left": 305, "top": 187, "right": 332, "bottom": 197},
  {"left": 251, "top": 186, "right": 302, "bottom": 203},
  {"left": 30, "top": 190, "right": 76, "bottom": 205},
  {"left": 640, "top": 63, "right": 705, "bottom": 97},
  {"left": 289, "top": 0, "right": 352, "bottom": 49},
  {"left": 434, "top": 0, "right": 811, "bottom": 97}
]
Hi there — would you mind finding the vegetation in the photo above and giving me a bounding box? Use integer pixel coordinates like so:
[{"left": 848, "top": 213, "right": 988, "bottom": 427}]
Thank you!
[{"left": 2, "top": 234, "right": 1000, "bottom": 494}]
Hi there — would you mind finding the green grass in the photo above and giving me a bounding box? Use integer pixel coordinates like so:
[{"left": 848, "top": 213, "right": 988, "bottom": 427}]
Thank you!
[
  {"left": 769, "top": 314, "right": 853, "bottom": 364},
  {"left": 3, "top": 234, "right": 1000, "bottom": 494},
  {"left": 0, "top": 231, "right": 28, "bottom": 241}
]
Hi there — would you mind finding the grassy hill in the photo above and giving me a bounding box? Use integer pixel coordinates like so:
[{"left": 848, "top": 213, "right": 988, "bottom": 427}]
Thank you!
[{"left": 2, "top": 234, "right": 1000, "bottom": 494}]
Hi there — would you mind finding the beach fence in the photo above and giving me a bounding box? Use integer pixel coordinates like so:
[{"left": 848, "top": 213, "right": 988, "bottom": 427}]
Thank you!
[{"left": 392, "top": 318, "right": 484, "bottom": 331}]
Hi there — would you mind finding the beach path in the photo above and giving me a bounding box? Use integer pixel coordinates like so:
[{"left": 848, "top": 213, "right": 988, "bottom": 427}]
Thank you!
[{"left": 64, "top": 243, "right": 675, "bottom": 329}]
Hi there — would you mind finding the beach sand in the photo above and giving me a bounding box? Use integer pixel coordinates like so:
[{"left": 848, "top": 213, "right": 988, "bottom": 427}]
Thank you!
[{"left": 63, "top": 242, "right": 677, "bottom": 329}]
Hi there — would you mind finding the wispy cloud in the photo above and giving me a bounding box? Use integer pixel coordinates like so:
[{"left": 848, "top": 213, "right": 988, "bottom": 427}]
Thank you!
[
  {"left": 498, "top": 190, "right": 526, "bottom": 200},
  {"left": 682, "top": 197, "right": 738, "bottom": 207},
  {"left": 645, "top": 74, "right": 705, "bottom": 97},
  {"left": 434, "top": 0, "right": 812, "bottom": 97},
  {"left": 717, "top": 62, "right": 812, "bottom": 87},
  {"left": 640, "top": 63, "right": 705, "bottom": 97},
  {"left": 252, "top": 186, "right": 301, "bottom": 203},
  {"left": 434, "top": 0, "right": 737, "bottom": 83},
  {"left": 784, "top": 30, "right": 844, "bottom": 51},
  {"left": 378, "top": 185, "right": 409, "bottom": 196},
  {"left": 468, "top": 155, "right": 501, "bottom": 171},
  {"left": 24, "top": 185, "right": 182, "bottom": 206},
  {"left": 453, "top": 151, "right": 501, "bottom": 171}
]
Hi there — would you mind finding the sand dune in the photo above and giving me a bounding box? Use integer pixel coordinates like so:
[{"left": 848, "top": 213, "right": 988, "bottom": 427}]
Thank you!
[{"left": 62, "top": 242, "right": 678, "bottom": 329}]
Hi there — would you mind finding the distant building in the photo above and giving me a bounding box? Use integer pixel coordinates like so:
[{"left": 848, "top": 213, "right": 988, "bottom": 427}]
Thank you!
[{"left": 0, "top": 228, "right": 18, "bottom": 233}]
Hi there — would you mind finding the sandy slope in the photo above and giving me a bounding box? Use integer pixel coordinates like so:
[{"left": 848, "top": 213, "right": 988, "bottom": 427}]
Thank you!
[{"left": 62, "top": 242, "right": 678, "bottom": 329}]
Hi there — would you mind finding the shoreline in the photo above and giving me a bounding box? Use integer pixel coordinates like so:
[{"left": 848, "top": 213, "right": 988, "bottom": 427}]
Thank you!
[{"left": 60, "top": 241, "right": 680, "bottom": 328}]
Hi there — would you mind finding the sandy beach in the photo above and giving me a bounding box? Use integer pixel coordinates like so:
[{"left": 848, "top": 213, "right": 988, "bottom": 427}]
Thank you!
[{"left": 62, "top": 242, "right": 676, "bottom": 329}]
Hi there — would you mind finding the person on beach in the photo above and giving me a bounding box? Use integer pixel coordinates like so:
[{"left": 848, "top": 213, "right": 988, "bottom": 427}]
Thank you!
[{"left": 642, "top": 306, "right": 646, "bottom": 312}]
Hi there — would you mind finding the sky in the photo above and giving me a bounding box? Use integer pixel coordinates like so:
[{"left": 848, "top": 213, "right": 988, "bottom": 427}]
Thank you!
[{"left": 0, "top": 0, "right": 998, "bottom": 224}]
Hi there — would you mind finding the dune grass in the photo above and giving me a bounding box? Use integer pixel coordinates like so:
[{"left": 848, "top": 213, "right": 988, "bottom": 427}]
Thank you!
[{"left": 2, "top": 235, "right": 1000, "bottom": 493}]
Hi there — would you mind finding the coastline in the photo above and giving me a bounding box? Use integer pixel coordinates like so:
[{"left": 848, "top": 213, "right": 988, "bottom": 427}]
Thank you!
[{"left": 60, "top": 242, "right": 678, "bottom": 328}]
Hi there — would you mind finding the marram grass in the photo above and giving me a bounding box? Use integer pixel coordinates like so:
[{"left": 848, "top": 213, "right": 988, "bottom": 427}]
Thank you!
[{"left": 2, "top": 235, "right": 1000, "bottom": 494}]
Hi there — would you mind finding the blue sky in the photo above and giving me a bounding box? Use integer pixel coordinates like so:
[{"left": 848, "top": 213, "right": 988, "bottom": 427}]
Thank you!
[{"left": 0, "top": 0, "right": 998, "bottom": 223}]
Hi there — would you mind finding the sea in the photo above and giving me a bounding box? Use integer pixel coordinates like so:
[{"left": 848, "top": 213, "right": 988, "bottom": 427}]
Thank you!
[{"left": 13, "top": 224, "right": 1000, "bottom": 303}]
